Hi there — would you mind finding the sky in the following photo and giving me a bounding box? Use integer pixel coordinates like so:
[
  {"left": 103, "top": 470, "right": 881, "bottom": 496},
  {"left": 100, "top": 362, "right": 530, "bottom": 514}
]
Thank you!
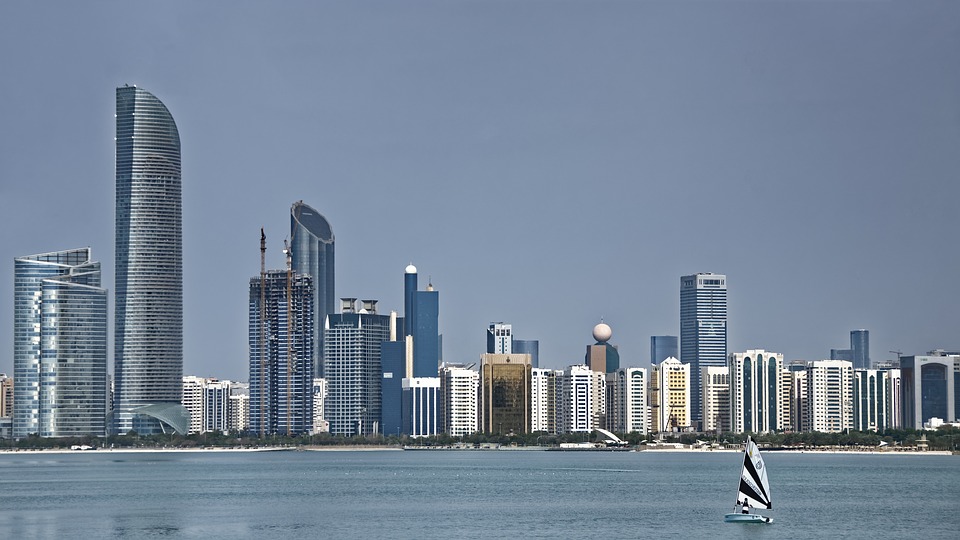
[{"left": 1, "top": 1, "right": 958, "bottom": 382}]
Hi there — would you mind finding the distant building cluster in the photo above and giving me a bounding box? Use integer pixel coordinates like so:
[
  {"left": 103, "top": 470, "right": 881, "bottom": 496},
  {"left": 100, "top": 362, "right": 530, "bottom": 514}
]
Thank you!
[{"left": 5, "top": 87, "right": 959, "bottom": 441}]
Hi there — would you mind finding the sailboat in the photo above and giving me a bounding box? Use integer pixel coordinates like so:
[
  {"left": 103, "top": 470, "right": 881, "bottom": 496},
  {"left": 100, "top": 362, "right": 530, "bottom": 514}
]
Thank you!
[{"left": 724, "top": 437, "right": 773, "bottom": 524}]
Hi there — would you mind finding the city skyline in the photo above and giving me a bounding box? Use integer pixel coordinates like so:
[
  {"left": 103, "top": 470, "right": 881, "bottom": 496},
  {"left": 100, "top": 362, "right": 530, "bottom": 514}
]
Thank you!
[{"left": 2, "top": 2, "right": 959, "bottom": 382}]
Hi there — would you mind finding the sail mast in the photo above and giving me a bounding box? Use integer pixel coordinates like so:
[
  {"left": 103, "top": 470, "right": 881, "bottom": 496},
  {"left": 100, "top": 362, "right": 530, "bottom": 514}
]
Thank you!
[{"left": 731, "top": 436, "right": 750, "bottom": 512}]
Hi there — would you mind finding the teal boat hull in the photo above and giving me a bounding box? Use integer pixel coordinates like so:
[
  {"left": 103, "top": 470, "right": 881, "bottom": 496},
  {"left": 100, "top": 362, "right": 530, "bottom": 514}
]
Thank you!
[{"left": 724, "top": 513, "right": 772, "bottom": 524}]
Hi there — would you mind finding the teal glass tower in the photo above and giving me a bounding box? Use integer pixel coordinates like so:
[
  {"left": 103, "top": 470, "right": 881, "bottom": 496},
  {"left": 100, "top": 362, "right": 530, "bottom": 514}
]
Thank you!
[
  {"left": 114, "top": 86, "right": 188, "bottom": 435},
  {"left": 13, "top": 248, "right": 108, "bottom": 438},
  {"left": 290, "top": 200, "right": 335, "bottom": 378}
]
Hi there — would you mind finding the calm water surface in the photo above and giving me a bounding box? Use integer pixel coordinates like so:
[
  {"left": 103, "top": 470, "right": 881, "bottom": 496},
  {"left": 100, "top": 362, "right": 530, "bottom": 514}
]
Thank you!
[{"left": 0, "top": 449, "right": 957, "bottom": 539}]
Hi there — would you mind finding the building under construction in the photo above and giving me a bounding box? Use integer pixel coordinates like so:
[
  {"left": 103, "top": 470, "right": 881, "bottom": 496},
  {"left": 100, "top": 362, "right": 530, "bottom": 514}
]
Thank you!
[{"left": 248, "top": 269, "right": 314, "bottom": 436}]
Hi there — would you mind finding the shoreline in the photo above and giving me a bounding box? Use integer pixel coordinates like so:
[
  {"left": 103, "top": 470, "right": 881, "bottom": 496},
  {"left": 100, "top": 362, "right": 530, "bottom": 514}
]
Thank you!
[{"left": 1, "top": 446, "right": 952, "bottom": 456}]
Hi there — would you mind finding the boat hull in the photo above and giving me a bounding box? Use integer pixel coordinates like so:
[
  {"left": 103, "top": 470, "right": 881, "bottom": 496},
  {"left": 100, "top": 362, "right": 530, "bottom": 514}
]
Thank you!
[{"left": 724, "top": 513, "right": 772, "bottom": 524}]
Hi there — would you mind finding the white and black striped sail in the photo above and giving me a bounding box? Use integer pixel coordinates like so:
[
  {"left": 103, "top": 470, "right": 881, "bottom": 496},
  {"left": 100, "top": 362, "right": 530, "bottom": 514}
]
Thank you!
[{"left": 736, "top": 438, "right": 772, "bottom": 509}]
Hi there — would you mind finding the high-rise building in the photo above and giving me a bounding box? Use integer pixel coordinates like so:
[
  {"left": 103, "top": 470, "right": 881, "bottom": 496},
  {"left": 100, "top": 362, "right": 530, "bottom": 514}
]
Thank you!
[
  {"left": 585, "top": 322, "right": 620, "bottom": 374},
  {"left": 886, "top": 368, "right": 902, "bottom": 430},
  {"left": 558, "top": 364, "right": 598, "bottom": 434},
  {"left": 323, "top": 299, "right": 390, "bottom": 436},
  {"left": 655, "top": 357, "right": 691, "bottom": 432},
  {"left": 487, "top": 323, "right": 512, "bottom": 354},
  {"left": 850, "top": 330, "right": 870, "bottom": 370},
  {"left": 480, "top": 353, "right": 532, "bottom": 435},
  {"left": 403, "top": 265, "right": 440, "bottom": 378},
  {"left": 290, "top": 201, "right": 335, "bottom": 378},
  {"left": 650, "top": 336, "right": 678, "bottom": 365},
  {"left": 311, "top": 378, "right": 329, "bottom": 434},
  {"left": 182, "top": 376, "right": 206, "bottom": 435},
  {"left": 853, "top": 369, "right": 891, "bottom": 432},
  {"left": 439, "top": 366, "right": 479, "bottom": 437},
  {"left": 784, "top": 362, "right": 807, "bottom": 432},
  {"left": 228, "top": 383, "right": 250, "bottom": 434},
  {"left": 181, "top": 376, "right": 234, "bottom": 434},
  {"left": 203, "top": 380, "right": 232, "bottom": 434},
  {"left": 486, "top": 322, "right": 539, "bottom": 367},
  {"left": 830, "top": 349, "right": 853, "bottom": 362},
  {"left": 680, "top": 273, "right": 727, "bottom": 427},
  {"left": 248, "top": 270, "right": 314, "bottom": 436},
  {"left": 402, "top": 377, "right": 440, "bottom": 438},
  {"left": 114, "top": 85, "right": 188, "bottom": 436},
  {"left": 728, "top": 350, "right": 784, "bottom": 434},
  {"left": 531, "top": 368, "right": 562, "bottom": 434},
  {"left": 606, "top": 367, "right": 648, "bottom": 435},
  {"left": 900, "top": 353, "right": 959, "bottom": 429},
  {"left": 830, "top": 329, "right": 870, "bottom": 368},
  {"left": 380, "top": 338, "right": 406, "bottom": 437},
  {"left": 804, "top": 360, "right": 853, "bottom": 433},
  {"left": 14, "top": 248, "right": 108, "bottom": 438},
  {"left": 513, "top": 340, "right": 540, "bottom": 369},
  {"left": 701, "top": 366, "right": 730, "bottom": 433}
]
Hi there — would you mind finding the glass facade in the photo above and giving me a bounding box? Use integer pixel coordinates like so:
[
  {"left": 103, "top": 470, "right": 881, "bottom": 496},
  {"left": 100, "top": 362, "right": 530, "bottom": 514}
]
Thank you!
[
  {"left": 323, "top": 311, "right": 390, "bottom": 436},
  {"left": 680, "top": 273, "right": 727, "bottom": 426},
  {"left": 14, "top": 248, "right": 107, "bottom": 438},
  {"left": 650, "top": 335, "right": 678, "bottom": 365},
  {"left": 850, "top": 330, "right": 870, "bottom": 369},
  {"left": 403, "top": 266, "right": 440, "bottom": 378},
  {"left": 480, "top": 354, "right": 532, "bottom": 434},
  {"left": 290, "top": 201, "right": 335, "bottom": 378},
  {"left": 114, "top": 85, "right": 186, "bottom": 435},
  {"left": 920, "top": 363, "right": 948, "bottom": 424},
  {"left": 513, "top": 340, "right": 539, "bottom": 369}
]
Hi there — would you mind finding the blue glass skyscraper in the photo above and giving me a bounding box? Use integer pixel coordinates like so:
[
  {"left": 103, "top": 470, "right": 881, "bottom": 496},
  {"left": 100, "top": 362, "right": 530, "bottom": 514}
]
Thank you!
[
  {"left": 650, "top": 336, "right": 678, "bottom": 365},
  {"left": 114, "top": 85, "right": 188, "bottom": 435},
  {"left": 850, "top": 329, "right": 870, "bottom": 370},
  {"left": 13, "top": 248, "right": 107, "bottom": 438},
  {"left": 290, "top": 201, "right": 335, "bottom": 378},
  {"left": 680, "top": 273, "right": 727, "bottom": 428},
  {"left": 513, "top": 340, "right": 539, "bottom": 369},
  {"left": 403, "top": 265, "right": 440, "bottom": 378}
]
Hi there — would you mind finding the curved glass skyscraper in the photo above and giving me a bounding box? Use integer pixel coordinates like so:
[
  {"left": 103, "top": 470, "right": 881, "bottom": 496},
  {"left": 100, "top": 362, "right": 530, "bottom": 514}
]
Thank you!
[
  {"left": 114, "top": 85, "right": 188, "bottom": 435},
  {"left": 13, "top": 248, "right": 107, "bottom": 438},
  {"left": 290, "top": 200, "right": 334, "bottom": 377}
]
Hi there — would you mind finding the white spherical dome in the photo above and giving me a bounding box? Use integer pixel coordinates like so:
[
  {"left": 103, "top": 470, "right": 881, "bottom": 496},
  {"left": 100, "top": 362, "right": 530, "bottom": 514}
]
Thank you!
[
  {"left": 593, "top": 322, "right": 612, "bottom": 343},
  {"left": 405, "top": 264, "right": 417, "bottom": 274}
]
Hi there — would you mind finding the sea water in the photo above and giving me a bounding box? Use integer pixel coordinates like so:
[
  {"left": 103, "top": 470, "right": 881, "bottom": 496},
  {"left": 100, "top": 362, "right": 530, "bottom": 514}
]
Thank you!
[{"left": 0, "top": 449, "right": 957, "bottom": 539}]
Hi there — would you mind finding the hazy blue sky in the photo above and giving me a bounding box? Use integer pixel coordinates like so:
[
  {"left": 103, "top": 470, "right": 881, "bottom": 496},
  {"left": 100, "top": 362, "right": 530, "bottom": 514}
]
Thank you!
[{"left": 1, "top": 1, "right": 958, "bottom": 381}]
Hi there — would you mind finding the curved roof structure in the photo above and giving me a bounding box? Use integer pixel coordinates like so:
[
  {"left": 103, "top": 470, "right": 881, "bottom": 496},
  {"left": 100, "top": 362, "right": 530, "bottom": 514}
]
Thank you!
[
  {"left": 290, "top": 200, "right": 335, "bottom": 378},
  {"left": 291, "top": 200, "right": 334, "bottom": 243},
  {"left": 114, "top": 85, "right": 183, "bottom": 435},
  {"left": 131, "top": 403, "right": 191, "bottom": 435},
  {"left": 595, "top": 428, "right": 624, "bottom": 445}
]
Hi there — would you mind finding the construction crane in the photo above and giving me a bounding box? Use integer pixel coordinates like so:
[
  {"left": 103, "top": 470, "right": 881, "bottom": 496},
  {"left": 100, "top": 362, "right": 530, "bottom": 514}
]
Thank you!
[
  {"left": 259, "top": 228, "right": 266, "bottom": 437},
  {"left": 889, "top": 350, "right": 903, "bottom": 366},
  {"left": 283, "top": 238, "right": 294, "bottom": 437}
]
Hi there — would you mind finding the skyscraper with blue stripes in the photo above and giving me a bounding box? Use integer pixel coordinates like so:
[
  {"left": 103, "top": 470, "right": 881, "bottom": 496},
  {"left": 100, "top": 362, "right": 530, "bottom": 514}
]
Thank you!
[{"left": 680, "top": 273, "right": 727, "bottom": 428}]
